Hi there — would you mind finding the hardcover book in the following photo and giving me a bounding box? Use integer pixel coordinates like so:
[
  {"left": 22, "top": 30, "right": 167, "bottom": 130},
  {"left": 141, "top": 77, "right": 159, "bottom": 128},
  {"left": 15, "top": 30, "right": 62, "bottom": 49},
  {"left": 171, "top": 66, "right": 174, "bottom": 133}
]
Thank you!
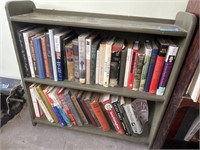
[
  {"left": 72, "top": 38, "right": 79, "bottom": 82},
  {"left": 156, "top": 40, "right": 179, "bottom": 95}
]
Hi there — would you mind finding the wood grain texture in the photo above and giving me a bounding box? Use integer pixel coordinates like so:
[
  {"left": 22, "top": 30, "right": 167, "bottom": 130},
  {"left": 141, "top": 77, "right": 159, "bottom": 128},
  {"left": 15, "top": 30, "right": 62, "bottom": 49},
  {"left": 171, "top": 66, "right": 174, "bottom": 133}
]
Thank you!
[{"left": 152, "top": 0, "right": 200, "bottom": 148}]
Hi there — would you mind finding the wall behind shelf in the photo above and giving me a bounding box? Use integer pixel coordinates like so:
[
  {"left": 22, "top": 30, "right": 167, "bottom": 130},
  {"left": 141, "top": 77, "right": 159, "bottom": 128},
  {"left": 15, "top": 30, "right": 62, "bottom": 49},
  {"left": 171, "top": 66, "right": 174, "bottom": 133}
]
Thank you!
[{"left": 0, "top": 0, "right": 188, "bottom": 79}]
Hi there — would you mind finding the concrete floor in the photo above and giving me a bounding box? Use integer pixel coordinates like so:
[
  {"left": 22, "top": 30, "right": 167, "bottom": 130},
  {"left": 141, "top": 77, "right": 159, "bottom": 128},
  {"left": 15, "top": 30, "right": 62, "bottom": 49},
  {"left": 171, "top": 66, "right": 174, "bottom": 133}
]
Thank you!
[{"left": 0, "top": 104, "right": 148, "bottom": 150}]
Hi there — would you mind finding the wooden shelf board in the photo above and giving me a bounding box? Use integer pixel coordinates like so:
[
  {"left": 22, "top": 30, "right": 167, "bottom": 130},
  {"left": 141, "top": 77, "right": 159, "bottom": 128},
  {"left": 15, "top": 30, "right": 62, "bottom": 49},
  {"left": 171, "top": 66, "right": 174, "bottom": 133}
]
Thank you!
[
  {"left": 33, "top": 117, "right": 149, "bottom": 144},
  {"left": 24, "top": 77, "right": 165, "bottom": 102},
  {"left": 10, "top": 9, "right": 187, "bottom": 37}
]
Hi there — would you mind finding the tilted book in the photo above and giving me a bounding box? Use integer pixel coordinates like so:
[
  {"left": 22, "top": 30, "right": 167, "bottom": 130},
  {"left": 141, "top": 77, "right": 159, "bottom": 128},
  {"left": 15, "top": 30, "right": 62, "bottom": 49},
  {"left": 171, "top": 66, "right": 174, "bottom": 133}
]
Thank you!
[
  {"left": 149, "top": 37, "right": 169, "bottom": 94},
  {"left": 144, "top": 41, "right": 159, "bottom": 92},
  {"left": 139, "top": 40, "right": 152, "bottom": 91},
  {"left": 132, "top": 45, "right": 145, "bottom": 91},
  {"left": 127, "top": 41, "right": 139, "bottom": 89},
  {"left": 100, "top": 94, "right": 125, "bottom": 134},
  {"left": 78, "top": 32, "right": 91, "bottom": 84},
  {"left": 48, "top": 27, "right": 66, "bottom": 81},
  {"left": 156, "top": 40, "right": 179, "bottom": 95},
  {"left": 109, "top": 39, "right": 124, "bottom": 87},
  {"left": 90, "top": 93, "right": 110, "bottom": 131},
  {"left": 90, "top": 38, "right": 101, "bottom": 84},
  {"left": 123, "top": 41, "right": 134, "bottom": 87}
]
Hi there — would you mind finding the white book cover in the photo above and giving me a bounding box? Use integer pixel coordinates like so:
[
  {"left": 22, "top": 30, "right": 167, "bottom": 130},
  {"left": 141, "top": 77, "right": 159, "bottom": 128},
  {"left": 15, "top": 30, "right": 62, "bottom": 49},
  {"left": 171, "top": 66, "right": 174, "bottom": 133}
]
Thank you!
[
  {"left": 95, "top": 49, "right": 100, "bottom": 85},
  {"left": 99, "top": 39, "right": 107, "bottom": 85},
  {"left": 48, "top": 27, "right": 66, "bottom": 81},
  {"left": 23, "top": 27, "right": 44, "bottom": 77},
  {"left": 78, "top": 32, "right": 91, "bottom": 84},
  {"left": 103, "top": 37, "right": 115, "bottom": 87},
  {"left": 124, "top": 42, "right": 134, "bottom": 87},
  {"left": 29, "top": 83, "right": 43, "bottom": 118},
  {"left": 184, "top": 114, "right": 200, "bottom": 141},
  {"left": 33, "top": 86, "right": 54, "bottom": 123}
]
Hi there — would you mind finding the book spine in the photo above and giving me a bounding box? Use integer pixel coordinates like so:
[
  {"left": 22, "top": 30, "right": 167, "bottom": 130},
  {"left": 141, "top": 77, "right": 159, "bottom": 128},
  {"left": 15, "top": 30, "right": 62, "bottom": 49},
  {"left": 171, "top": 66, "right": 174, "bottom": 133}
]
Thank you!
[
  {"left": 17, "top": 31, "right": 31, "bottom": 77},
  {"left": 52, "top": 106, "right": 65, "bottom": 126},
  {"left": 41, "top": 36, "right": 50, "bottom": 78},
  {"left": 95, "top": 50, "right": 100, "bottom": 84},
  {"left": 63, "top": 91, "right": 84, "bottom": 126},
  {"left": 54, "top": 36, "right": 65, "bottom": 81},
  {"left": 109, "top": 52, "right": 121, "bottom": 87},
  {"left": 156, "top": 45, "right": 178, "bottom": 95},
  {"left": 132, "top": 53, "right": 145, "bottom": 91},
  {"left": 102, "top": 100, "right": 125, "bottom": 134},
  {"left": 71, "top": 94, "right": 88, "bottom": 125},
  {"left": 86, "top": 39, "right": 91, "bottom": 84},
  {"left": 65, "top": 43, "right": 74, "bottom": 81},
  {"left": 57, "top": 92, "right": 77, "bottom": 126},
  {"left": 44, "top": 33, "right": 54, "bottom": 79},
  {"left": 123, "top": 104, "right": 142, "bottom": 134},
  {"left": 56, "top": 106, "right": 72, "bottom": 127},
  {"left": 78, "top": 36, "right": 86, "bottom": 84},
  {"left": 139, "top": 47, "right": 152, "bottom": 91},
  {"left": 29, "top": 84, "right": 43, "bottom": 118},
  {"left": 149, "top": 56, "right": 165, "bottom": 94},
  {"left": 118, "top": 49, "right": 127, "bottom": 87},
  {"left": 144, "top": 47, "right": 158, "bottom": 92},
  {"left": 32, "top": 38, "right": 46, "bottom": 79},
  {"left": 73, "top": 39, "right": 79, "bottom": 82},
  {"left": 90, "top": 44, "right": 97, "bottom": 85},
  {"left": 29, "top": 38, "right": 38, "bottom": 77},
  {"left": 124, "top": 48, "right": 133, "bottom": 87},
  {"left": 23, "top": 33, "right": 35, "bottom": 77},
  {"left": 33, "top": 87, "right": 54, "bottom": 123},
  {"left": 99, "top": 43, "right": 106, "bottom": 85},
  {"left": 49, "top": 29, "right": 58, "bottom": 81},
  {"left": 90, "top": 100, "right": 110, "bottom": 131}
]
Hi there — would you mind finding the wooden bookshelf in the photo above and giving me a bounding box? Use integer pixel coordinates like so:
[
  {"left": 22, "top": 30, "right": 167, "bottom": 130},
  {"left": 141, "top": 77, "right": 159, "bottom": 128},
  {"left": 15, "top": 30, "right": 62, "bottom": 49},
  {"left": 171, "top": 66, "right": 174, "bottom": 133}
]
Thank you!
[{"left": 5, "top": 1, "right": 197, "bottom": 148}]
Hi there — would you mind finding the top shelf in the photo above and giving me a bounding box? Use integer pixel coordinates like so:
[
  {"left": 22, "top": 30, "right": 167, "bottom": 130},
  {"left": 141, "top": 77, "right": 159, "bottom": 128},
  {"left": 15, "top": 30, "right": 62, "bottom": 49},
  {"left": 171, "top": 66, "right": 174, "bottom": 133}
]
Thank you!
[{"left": 10, "top": 9, "right": 187, "bottom": 37}]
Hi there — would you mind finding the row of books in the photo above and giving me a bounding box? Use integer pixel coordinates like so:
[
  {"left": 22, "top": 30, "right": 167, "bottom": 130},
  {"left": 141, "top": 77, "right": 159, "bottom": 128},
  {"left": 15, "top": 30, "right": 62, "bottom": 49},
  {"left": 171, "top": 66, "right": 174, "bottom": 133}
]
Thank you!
[
  {"left": 18, "top": 26, "right": 179, "bottom": 95},
  {"left": 29, "top": 84, "right": 149, "bottom": 136}
]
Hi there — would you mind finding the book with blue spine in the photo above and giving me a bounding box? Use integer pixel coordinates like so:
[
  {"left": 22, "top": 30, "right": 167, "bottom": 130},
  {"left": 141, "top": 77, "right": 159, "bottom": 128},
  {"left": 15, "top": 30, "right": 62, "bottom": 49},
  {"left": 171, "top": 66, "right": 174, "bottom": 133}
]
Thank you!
[
  {"left": 144, "top": 41, "right": 159, "bottom": 92},
  {"left": 32, "top": 35, "right": 46, "bottom": 79}
]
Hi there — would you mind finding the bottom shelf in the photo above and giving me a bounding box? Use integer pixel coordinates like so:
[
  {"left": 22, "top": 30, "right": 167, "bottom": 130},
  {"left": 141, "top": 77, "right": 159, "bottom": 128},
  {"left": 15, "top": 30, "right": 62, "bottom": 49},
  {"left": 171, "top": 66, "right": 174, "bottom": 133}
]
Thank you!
[{"left": 33, "top": 117, "right": 149, "bottom": 144}]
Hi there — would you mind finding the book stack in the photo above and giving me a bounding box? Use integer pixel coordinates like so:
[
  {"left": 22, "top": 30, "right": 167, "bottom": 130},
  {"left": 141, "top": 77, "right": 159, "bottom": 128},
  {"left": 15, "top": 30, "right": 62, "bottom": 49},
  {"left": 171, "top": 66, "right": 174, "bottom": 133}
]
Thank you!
[
  {"left": 18, "top": 26, "right": 179, "bottom": 96},
  {"left": 29, "top": 83, "right": 149, "bottom": 136}
]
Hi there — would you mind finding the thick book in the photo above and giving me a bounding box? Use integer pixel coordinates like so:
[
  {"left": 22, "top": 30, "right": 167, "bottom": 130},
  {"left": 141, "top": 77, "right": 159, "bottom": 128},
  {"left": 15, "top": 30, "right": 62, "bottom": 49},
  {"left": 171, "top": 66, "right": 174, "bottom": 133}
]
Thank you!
[
  {"left": 156, "top": 40, "right": 179, "bottom": 95},
  {"left": 54, "top": 30, "right": 72, "bottom": 81},
  {"left": 132, "top": 45, "right": 145, "bottom": 91},
  {"left": 32, "top": 34, "right": 46, "bottom": 79},
  {"left": 109, "top": 39, "right": 124, "bottom": 87},
  {"left": 184, "top": 114, "right": 200, "bottom": 141},
  {"left": 61, "top": 89, "right": 84, "bottom": 126},
  {"left": 127, "top": 41, "right": 140, "bottom": 89},
  {"left": 35, "top": 85, "right": 59, "bottom": 123},
  {"left": 29, "top": 83, "right": 43, "bottom": 118},
  {"left": 85, "top": 33, "right": 98, "bottom": 84},
  {"left": 80, "top": 92, "right": 98, "bottom": 127},
  {"left": 43, "top": 86, "right": 66, "bottom": 127},
  {"left": 70, "top": 90, "right": 88, "bottom": 125},
  {"left": 103, "top": 37, "right": 116, "bottom": 87},
  {"left": 149, "top": 37, "right": 169, "bottom": 94},
  {"left": 144, "top": 41, "right": 159, "bottom": 92},
  {"left": 78, "top": 32, "right": 91, "bottom": 84},
  {"left": 123, "top": 98, "right": 142, "bottom": 134},
  {"left": 90, "top": 93, "right": 110, "bottom": 131},
  {"left": 139, "top": 40, "right": 152, "bottom": 91},
  {"left": 123, "top": 41, "right": 134, "bottom": 87},
  {"left": 111, "top": 95, "right": 131, "bottom": 135},
  {"left": 22, "top": 27, "right": 44, "bottom": 78},
  {"left": 95, "top": 49, "right": 100, "bottom": 84},
  {"left": 90, "top": 38, "right": 101, "bottom": 84},
  {"left": 56, "top": 88, "right": 77, "bottom": 126},
  {"left": 100, "top": 94, "right": 125, "bottom": 134},
  {"left": 72, "top": 38, "right": 79, "bottom": 82},
  {"left": 48, "top": 27, "right": 66, "bottom": 81}
]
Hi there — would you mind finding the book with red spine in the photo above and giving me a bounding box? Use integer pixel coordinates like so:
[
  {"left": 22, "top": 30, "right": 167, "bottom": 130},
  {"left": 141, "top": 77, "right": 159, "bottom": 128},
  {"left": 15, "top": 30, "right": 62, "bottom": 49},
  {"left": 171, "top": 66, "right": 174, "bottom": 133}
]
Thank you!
[
  {"left": 90, "top": 93, "right": 111, "bottom": 131},
  {"left": 149, "top": 37, "right": 169, "bottom": 94},
  {"left": 99, "top": 94, "right": 125, "bottom": 134}
]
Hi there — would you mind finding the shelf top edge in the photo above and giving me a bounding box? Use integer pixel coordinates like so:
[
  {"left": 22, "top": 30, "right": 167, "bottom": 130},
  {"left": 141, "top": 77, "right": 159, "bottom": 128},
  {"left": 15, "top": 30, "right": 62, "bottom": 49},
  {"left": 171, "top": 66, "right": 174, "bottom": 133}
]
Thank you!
[
  {"left": 10, "top": 8, "right": 187, "bottom": 37},
  {"left": 24, "top": 78, "right": 165, "bottom": 102}
]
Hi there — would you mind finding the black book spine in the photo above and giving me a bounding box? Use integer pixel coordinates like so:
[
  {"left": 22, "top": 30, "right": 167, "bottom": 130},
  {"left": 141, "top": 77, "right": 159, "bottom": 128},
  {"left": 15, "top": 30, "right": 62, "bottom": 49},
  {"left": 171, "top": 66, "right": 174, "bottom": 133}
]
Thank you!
[
  {"left": 45, "top": 33, "right": 53, "bottom": 79},
  {"left": 118, "top": 49, "right": 127, "bottom": 87}
]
